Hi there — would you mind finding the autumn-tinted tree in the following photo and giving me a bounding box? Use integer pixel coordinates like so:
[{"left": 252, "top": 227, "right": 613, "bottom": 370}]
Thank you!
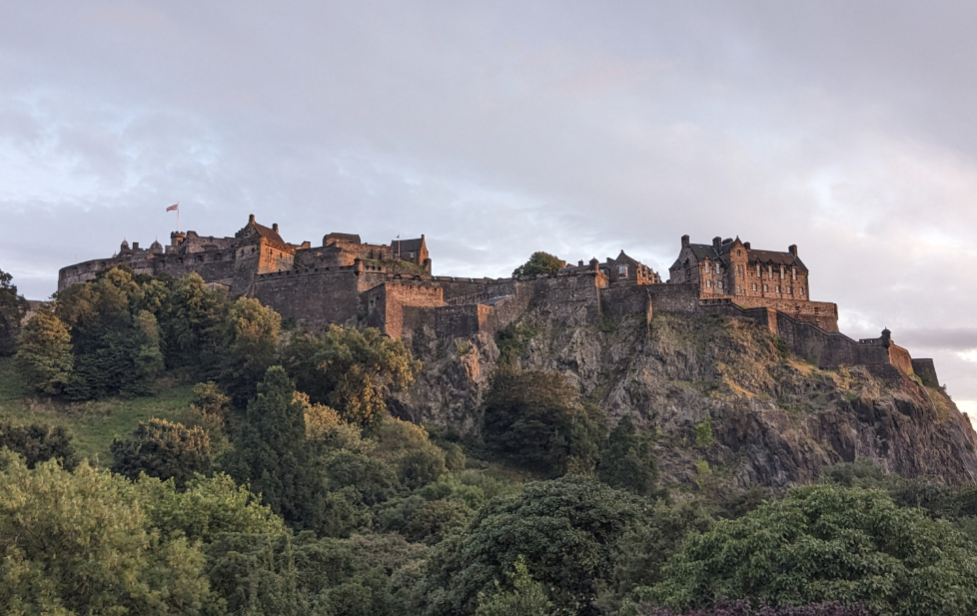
[
  {"left": 219, "top": 296, "right": 281, "bottom": 406},
  {"left": 482, "top": 370, "right": 604, "bottom": 477},
  {"left": 0, "top": 267, "right": 29, "bottom": 356},
  {"left": 598, "top": 414, "right": 659, "bottom": 497},
  {"left": 0, "top": 422, "right": 79, "bottom": 470},
  {"left": 512, "top": 252, "right": 566, "bottom": 278},
  {"left": 15, "top": 307, "right": 73, "bottom": 396},
  {"left": 282, "top": 325, "right": 420, "bottom": 429},
  {"left": 110, "top": 418, "right": 213, "bottom": 488},
  {"left": 645, "top": 484, "right": 977, "bottom": 616}
]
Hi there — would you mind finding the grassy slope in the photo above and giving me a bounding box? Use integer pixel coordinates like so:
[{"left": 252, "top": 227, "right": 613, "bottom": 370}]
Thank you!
[{"left": 0, "top": 357, "right": 194, "bottom": 464}]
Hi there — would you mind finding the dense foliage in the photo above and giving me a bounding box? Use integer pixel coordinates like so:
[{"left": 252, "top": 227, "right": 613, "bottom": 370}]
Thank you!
[
  {"left": 482, "top": 369, "right": 605, "bottom": 477},
  {"left": 644, "top": 484, "right": 977, "bottom": 616},
  {"left": 283, "top": 325, "right": 421, "bottom": 429},
  {"left": 110, "top": 417, "right": 213, "bottom": 487},
  {"left": 7, "top": 268, "right": 977, "bottom": 616},
  {"left": 0, "top": 268, "right": 29, "bottom": 356},
  {"left": 512, "top": 251, "right": 566, "bottom": 278}
]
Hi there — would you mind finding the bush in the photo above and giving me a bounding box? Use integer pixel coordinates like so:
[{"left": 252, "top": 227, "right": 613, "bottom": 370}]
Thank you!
[
  {"left": 644, "top": 484, "right": 977, "bottom": 616},
  {"left": 482, "top": 370, "right": 605, "bottom": 477},
  {"left": 110, "top": 418, "right": 212, "bottom": 488},
  {"left": 0, "top": 422, "right": 79, "bottom": 470}
]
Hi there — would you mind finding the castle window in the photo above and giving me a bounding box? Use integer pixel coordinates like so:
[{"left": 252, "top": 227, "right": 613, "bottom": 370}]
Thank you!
[
  {"left": 767, "top": 265, "right": 773, "bottom": 278},
  {"left": 799, "top": 287, "right": 805, "bottom": 296},
  {"left": 756, "top": 263, "right": 760, "bottom": 277},
  {"left": 706, "top": 280, "right": 712, "bottom": 288},
  {"left": 752, "top": 283, "right": 757, "bottom": 292},
  {"left": 792, "top": 267, "right": 797, "bottom": 280},
  {"left": 718, "top": 281, "right": 723, "bottom": 290},
  {"left": 618, "top": 265, "right": 628, "bottom": 278},
  {"left": 780, "top": 266, "right": 785, "bottom": 279},
  {"left": 763, "top": 284, "right": 768, "bottom": 292},
  {"left": 776, "top": 285, "right": 781, "bottom": 293},
  {"left": 787, "top": 286, "right": 793, "bottom": 295}
]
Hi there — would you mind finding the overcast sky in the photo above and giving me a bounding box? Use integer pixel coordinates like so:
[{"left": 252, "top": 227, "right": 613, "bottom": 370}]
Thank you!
[{"left": 2, "top": 1, "right": 977, "bottom": 415}]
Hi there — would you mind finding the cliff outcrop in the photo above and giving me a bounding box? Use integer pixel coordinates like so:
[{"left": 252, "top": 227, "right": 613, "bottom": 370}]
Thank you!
[{"left": 395, "top": 303, "right": 977, "bottom": 488}]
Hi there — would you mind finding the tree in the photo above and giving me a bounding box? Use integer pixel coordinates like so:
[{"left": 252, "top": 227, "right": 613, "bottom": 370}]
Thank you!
[
  {"left": 157, "top": 272, "right": 228, "bottom": 372},
  {"left": 512, "top": 252, "right": 566, "bottom": 278},
  {"left": 598, "top": 415, "right": 659, "bottom": 497},
  {"left": 15, "top": 307, "right": 73, "bottom": 396},
  {"left": 0, "top": 421, "right": 79, "bottom": 470},
  {"left": 475, "top": 556, "right": 558, "bottom": 616},
  {"left": 110, "top": 418, "right": 213, "bottom": 488},
  {"left": 282, "top": 325, "right": 421, "bottom": 429},
  {"left": 226, "top": 366, "right": 319, "bottom": 531},
  {"left": 0, "top": 454, "right": 215, "bottom": 615},
  {"left": 420, "top": 476, "right": 643, "bottom": 616},
  {"left": 645, "top": 484, "right": 977, "bottom": 616},
  {"left": 481, "top": 370, "right": 604, "bottom": 477},
  {"left": 219, "top": 297, "right": 281, "bottom": 407},
  {"left": 0, "top": 267, "right": 28, "bottom": 356}
]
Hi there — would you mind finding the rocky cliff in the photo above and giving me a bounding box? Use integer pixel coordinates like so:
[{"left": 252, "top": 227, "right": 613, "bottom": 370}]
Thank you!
[{"left": 394, "top": 302, "right": 977, "bottom": 488}]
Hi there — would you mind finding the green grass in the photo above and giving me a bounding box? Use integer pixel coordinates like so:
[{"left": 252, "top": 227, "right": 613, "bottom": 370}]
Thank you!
[{"left": 0, "top": 357, "right": 194, "bottom": 464}]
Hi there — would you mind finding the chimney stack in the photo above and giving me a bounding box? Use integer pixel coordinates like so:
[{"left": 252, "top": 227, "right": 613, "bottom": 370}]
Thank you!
[
  {"left": 681, "top": 234, "right": 690, "bottom": 248},
  {"left": 788, "top": 244, "right": 797, "bottom": 257},
  {"left": 273, "top": 223, "right": 279, "bottom": 233},
  {"left": 744, "top": 242, "right": 751, "bottom": 250},
  {"left": 712, "top": 236, "right": 721, "bottom": 248},
  {"left": 248, "top": 214, "right": 255, "bottom": 224}
]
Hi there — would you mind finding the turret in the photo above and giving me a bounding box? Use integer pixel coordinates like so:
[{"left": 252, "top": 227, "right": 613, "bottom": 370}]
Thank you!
[{"left": 170, "top": 231, "right": 186, "bottom": 247}]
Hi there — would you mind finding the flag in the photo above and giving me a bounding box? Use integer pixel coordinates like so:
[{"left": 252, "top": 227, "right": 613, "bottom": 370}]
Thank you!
[{"left": 166, "top": 203, "right": 179, "bottom": 212}]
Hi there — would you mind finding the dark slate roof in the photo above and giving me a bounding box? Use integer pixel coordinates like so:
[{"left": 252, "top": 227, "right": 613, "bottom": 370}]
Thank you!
[
  {"left": 392, "top": 238, "right": 425, "bottom": 253},
  {"left": 252, "top": 223, "right": 290, "bottom": 250},
  {"left": 672, "top": 240, "right": 808, "bottom": 272}
]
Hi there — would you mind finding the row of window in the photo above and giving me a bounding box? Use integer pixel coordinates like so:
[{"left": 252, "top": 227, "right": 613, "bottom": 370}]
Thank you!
[
  {"left": 705, "top": 279, "right": 806, "bottom": 296},
  {"left": 704, "top": 262, "right": 799, "bottom": 281}
]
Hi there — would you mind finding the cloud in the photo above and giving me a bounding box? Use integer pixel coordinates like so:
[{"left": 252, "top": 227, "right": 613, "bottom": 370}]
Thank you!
[{"left": 2, "top": 1, "right": 977, "bottom": 399}]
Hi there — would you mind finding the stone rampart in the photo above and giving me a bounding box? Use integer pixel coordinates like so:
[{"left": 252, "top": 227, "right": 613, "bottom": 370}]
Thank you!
[
  {"left": 912, "top": 358, "right": 940, "bottom": 388},
  {"left": 647, "top": 283, "right": 701, "bottom": 314},
  {"left": 253, "top": 267, "right": 362, "bottom": 327},
  {"left": 734, "top": 296, "right": 839, "bottom": 332}
]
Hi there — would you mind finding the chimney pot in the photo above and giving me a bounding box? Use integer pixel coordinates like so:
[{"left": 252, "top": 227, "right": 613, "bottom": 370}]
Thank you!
[
  {"left": 249, "top": 214, "right": 255, "bottom": 223},
  {"left": 273, "top": 223, "right": 279, "bottom": 232},
  {"left": 712, "top": 236, "right": 722, "bottom": 247},
  {"left": 788, "top": 244, "right": 798, "bottom": 257},
  {"left": 681, "top": 234, "right": 690, "bottom": 248},
  {"left": 744, "top": 242, "right": 751, "bottom": 250}
]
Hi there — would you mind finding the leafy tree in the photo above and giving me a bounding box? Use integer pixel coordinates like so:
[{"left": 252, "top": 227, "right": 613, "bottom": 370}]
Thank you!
[
  {"left": 598, "top": 414, "right": 659, "bottom": 497},
  {"left": 283, "top": 325, "right": 421, "bottom": 429},
  {"left": 55, "top": 267, "right": 165, "bottom": 398},
  {"left": 0, "top": 267, "right": 29, "bottom": 356},
  {"left": 644, "top": 484, "right": 977, "bottom": 616},
  {"left": 15, "top": 307, "right": 73, "bottom": 396},
  {"left": 324, "top": 451, "right": 402, "bottom": 507},
  {"left": 0, "top": 454, "right": 215, "bottom": 615},
  {"left": 475, "top": 555, "right": 559, "bottom": 616},
  {"left": 110, "top": 418, "right": 213, "bottom": 488},
  {"left": 189, "top": 380, "right": 232, "bottom": 426},
  {"left": 132, "top": 472, "right": 286, "bottom": 543},
  {"left": 219, "top": 297, "right": 281, "bottom": 407},
  {"left": 512, "top": 252, "right": 566, "bottom": 278},
  {"left": 482, "top": 370, "right": 605, "bottom": 477},
  {"left": 634, "top": 599, "right": 869, "bottom": 615},
  {"left": 156, "top": 272, "right": 229, "bottom": 372},
  {"left": 373, "top": 418, "right": 447, "bottom": 490},
  {"left": 421, "top": 476, "right": 644, "bottom": 616},
  {"left": 225, "top": 366, "right": 320, "bottom": 531},
  {"left": 376, "top": 495, "right": 473, "bottom": 545},
  {"left": 0, "top": 421, "right": 79, "bottom": 470}
]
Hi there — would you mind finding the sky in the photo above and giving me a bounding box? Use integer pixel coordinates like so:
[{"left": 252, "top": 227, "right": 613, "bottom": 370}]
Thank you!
[{"left": 2, "top": 1, "right": 976, "bottom": 417}]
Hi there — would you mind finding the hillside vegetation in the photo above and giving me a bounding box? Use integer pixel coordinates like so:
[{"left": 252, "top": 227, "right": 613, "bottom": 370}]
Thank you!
[{"left": 2, "top": 265, "right": 977, "bottom": 616}]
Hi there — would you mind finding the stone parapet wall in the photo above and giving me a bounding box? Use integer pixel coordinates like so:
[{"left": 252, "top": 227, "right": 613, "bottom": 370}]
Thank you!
[{"left": 733, "top": 296, "right": 839, "bottom": 332}]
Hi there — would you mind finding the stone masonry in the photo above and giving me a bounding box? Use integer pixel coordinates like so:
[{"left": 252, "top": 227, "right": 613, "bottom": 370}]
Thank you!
[{"left": 57, "top": 219, "right": 938, "bottom": 385}]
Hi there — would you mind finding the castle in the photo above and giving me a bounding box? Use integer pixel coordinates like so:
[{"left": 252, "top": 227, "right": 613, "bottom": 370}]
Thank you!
[{"left": 57, "top": 216, "right": 939, "bottom": 387}]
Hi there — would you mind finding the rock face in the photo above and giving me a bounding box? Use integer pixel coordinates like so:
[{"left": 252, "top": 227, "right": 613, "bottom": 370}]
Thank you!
[{"left": 395, "top": 304, "right": 977, "bottom": 488}]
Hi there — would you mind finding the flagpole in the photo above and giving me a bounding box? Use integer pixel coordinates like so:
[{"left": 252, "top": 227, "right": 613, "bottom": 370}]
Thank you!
[{"left": 177, "top": 202, "right": 180, "bottom": 233}]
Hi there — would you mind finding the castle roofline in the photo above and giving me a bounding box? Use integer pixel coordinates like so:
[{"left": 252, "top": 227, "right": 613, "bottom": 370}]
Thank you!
[{"left": 677, "top": 239, "right": 808, "bottom": 272}]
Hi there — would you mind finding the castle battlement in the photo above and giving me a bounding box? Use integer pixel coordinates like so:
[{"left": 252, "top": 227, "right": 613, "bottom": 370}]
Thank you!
[{"left": 57, "top": 219, "right": 938, "bottom": 386}]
